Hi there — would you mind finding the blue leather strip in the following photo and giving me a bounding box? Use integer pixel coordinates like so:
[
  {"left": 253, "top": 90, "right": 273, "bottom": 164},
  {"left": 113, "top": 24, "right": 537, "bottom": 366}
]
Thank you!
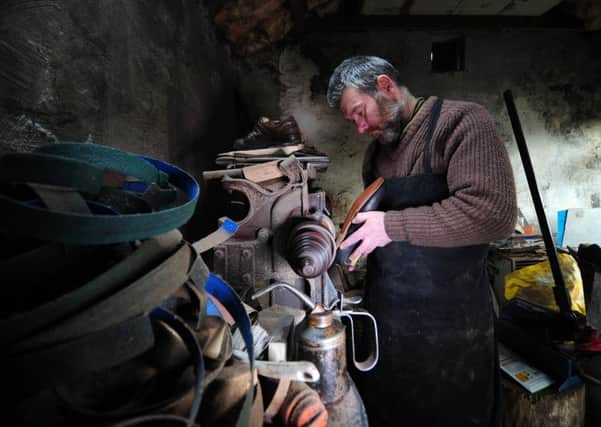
[
  {"left": 203, "top": 273, "right": 255, "bottom": 427},
  {"left": 204, "top": 274, "right": 254, "bottom": 364}
]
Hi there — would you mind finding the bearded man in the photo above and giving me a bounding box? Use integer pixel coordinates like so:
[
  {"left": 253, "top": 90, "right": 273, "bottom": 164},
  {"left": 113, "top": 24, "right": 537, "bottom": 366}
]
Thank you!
[{"left": 327, "top": 56, "right": 517, "bottom": 427}]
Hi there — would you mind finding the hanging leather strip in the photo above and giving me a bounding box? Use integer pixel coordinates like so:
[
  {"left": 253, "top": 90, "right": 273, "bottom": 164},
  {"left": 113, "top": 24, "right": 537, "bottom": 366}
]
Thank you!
[
  {"left": 0, "top": 230, "right": 182, "bottom": 344},
  {"left": 10, "top": 239, "right": 195, "bottom": 353},
  {"left": 204, "top": 273, "right": 255, "bottom": 427},
  {"left": 0, "top": 143, "right": 199, "bottom": 244},
  {"left": 192, "top": 217, "right": 238, "bottom": 254}
]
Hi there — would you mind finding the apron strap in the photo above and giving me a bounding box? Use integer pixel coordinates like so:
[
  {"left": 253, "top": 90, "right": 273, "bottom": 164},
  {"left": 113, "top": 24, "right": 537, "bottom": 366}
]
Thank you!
[{"left": 423, "top": 97, "right": 444, "bottom": 174}]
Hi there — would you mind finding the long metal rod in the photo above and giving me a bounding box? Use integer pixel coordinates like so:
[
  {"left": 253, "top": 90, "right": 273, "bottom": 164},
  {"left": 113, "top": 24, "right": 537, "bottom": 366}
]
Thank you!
[{"left": 503, "top": 90, "right": 573, "bottom": 315}]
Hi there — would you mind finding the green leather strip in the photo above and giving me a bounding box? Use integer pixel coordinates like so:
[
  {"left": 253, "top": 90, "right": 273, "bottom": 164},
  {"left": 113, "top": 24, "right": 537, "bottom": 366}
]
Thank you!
[
  {"left": 0, "top": 230, "right": 183, "bottom": 344},
  {"left": 1, "top": 153, "right": 174, "bottom": 212},
  {"left": 36, "top": 142, "right": 168, "bottom": 187},
  {"left": 0, "top": 143, "right": 198, "bottom": 244},
  {"left": 0, "top": 152, "right": 107, "bottom": 194},
  {"left": 5, "top": 315, "right": 155, "bottom": 393},
  {"left": 0, "top": 195, "right": 195, "bottom": 244},
  {"left": 0, "top": 243, "right": 102, "bottom": 304},
  {"left": 11, "top": 239, "right": 196, "bottom": 353}
]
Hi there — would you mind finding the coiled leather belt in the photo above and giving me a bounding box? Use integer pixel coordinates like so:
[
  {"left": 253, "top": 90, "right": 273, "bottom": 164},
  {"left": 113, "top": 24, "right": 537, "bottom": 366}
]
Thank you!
[{"left": 0, "top": 143, "right": 199, "bottom": 244}]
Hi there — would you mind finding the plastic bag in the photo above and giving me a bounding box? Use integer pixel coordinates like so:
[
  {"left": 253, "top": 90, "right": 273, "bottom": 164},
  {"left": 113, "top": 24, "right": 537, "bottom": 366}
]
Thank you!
[{"left": 504, "top": 253, "right": 586, "bottom": 315}]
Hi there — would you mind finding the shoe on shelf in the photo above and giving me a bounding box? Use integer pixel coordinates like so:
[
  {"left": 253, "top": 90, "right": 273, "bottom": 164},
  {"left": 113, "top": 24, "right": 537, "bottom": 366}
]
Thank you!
[{"left": 233, "top": 116, "right": 302, "bottom": 150}]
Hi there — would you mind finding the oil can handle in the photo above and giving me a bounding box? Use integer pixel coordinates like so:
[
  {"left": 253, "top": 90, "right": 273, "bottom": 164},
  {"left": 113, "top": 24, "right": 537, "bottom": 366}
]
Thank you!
[{"left": 334, "top": 309, "right": 379, "bottom": 372}]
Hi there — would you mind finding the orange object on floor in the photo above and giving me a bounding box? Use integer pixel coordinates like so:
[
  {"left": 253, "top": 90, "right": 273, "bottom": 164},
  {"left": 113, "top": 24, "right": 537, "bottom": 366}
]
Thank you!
[{"left": 279, "top": 380, "right": 328, "bottom": 427}]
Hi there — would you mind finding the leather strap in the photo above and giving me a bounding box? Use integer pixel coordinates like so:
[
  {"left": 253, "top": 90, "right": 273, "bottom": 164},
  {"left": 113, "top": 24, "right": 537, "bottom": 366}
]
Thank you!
[
  {"left": 0, "top": 242, "right": 104, "bottom": 308},
  {"left": 0, "top": 230, "right": 182, "bottom": 344},
  {"left": 2, "top": 153, "right": 173, "bottom": 212},
  {"left": 28, "top": 182, "right": 91, "bottom": 214},
  {"left": 192, "top": 217, "right": 238, "bottom": 254},
  {"left": 10, "top": 238, "right": 195, "bottom": 353},
  {"left": 151, "top": 307, "right": 205, "bottom": 427},
  {"left": 264, "top": 378, "right": 291, "bottom": 424},
  {"left": 35, "top": 142, "right": 169, "bottom": 187},
  {"left": 0, "top": 152, "right": 121, "bottom": 195},
  {"left": 4, "top": 315, "right": 155, "bottom": 395},
  {"left": 0, "top": 143, "right": 199, "bottom": 244},
  {"left": 206, "top": 292, "right": 236, "bottom": 325}
]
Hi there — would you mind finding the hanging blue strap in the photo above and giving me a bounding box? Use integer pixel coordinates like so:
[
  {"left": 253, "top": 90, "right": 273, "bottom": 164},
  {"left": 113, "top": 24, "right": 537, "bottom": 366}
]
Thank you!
[{"left": 203, "top": 273, "right": 255, "bottom": 427}]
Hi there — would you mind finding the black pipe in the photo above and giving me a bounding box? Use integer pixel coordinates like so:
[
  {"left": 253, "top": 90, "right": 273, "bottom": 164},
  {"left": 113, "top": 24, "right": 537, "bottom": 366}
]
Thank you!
[{"left": 503, "top": 90, "right": 573, "bottom": 316}]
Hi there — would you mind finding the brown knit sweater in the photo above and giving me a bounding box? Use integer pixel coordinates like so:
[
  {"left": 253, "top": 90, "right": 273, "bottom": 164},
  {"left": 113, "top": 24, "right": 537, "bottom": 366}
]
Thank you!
[{"left": 362, "top": 96, "right": 517, "bottom": 247}]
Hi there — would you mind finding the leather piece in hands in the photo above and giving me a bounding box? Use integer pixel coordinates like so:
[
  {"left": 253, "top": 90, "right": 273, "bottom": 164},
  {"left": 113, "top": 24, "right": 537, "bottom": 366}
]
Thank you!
[{"left": 335, "top": 177, "right": 385, "bottom": 267}]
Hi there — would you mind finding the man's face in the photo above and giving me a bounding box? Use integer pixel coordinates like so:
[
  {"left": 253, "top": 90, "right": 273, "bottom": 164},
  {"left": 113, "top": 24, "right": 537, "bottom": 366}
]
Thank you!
[{"left": 340, "top": 86, "right": 405, "bottom": 144}]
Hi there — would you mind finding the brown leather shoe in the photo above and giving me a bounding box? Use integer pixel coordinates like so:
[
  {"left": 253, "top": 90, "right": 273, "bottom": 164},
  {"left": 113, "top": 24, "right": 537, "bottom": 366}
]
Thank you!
[
  {"left": 233, "top": 116, "right": 302, "bottom": 149},
  {"left": 335, "top": 177, "right": 385, "bottom": 268}
]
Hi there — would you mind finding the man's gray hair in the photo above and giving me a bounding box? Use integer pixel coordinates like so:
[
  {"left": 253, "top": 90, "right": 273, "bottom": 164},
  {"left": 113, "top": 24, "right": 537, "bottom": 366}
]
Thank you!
[{"left": 326, "top": 56, "right": 401, "bottom": 108}]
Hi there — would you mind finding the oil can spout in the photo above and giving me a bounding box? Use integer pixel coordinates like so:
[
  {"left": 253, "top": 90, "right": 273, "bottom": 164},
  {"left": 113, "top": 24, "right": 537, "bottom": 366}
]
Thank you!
[{"left": 251, "top": 282, "right": 316, "bottom": 310}]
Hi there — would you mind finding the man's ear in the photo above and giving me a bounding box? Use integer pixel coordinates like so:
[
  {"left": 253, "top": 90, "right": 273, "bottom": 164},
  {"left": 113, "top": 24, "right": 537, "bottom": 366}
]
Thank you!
[{"left": 376, "top": 75, "right": 396, "bottom": 96}]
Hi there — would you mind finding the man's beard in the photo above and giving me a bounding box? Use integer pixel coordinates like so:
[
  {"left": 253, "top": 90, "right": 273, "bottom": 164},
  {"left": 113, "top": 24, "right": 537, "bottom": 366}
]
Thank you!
[{"left": 375, "top": 95, "right": 407, "bottom": 145}]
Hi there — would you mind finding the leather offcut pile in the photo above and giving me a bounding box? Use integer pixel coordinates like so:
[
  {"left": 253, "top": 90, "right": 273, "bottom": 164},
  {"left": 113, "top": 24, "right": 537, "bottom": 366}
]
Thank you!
[{"left": 0, "top": 142, "right": 327, "bottom": 427}]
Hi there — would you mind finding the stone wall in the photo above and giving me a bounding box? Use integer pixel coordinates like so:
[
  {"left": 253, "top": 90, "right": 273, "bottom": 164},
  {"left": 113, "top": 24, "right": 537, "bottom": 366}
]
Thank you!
[{"left": 0, "top": 0, "right": 243, "bottom": 238}]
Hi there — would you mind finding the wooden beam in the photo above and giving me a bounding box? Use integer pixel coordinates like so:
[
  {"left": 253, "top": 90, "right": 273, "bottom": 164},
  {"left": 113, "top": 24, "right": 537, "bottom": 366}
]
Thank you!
[{"left": 304, "top": 14, "right": 585, "bottom": 32}]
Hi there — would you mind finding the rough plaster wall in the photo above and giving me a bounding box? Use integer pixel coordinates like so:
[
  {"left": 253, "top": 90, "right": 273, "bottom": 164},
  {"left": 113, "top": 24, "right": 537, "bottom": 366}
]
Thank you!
[
  {"left": 279, "top": 30, "right": 601, "bottom": 235},
  {"left": 0, "top": 0, "right": 242, "bottom": 239}
]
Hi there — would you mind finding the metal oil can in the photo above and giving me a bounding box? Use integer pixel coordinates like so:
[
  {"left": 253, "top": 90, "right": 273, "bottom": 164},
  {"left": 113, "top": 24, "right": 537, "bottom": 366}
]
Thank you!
[{"left": 296, "top": 305, "right": 368, "bottom": 426}]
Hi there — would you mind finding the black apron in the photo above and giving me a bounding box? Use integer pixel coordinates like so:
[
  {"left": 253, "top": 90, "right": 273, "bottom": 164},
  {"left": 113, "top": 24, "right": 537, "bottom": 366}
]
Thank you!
[{"left": 360, "top": 98, "right": 498, "bottom": 427}]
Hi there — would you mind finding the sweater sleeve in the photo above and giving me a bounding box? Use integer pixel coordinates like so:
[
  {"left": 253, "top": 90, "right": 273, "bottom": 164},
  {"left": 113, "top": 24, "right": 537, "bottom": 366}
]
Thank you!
[{"left": 383, "top": 103, "right": 517, "bottom": 247}]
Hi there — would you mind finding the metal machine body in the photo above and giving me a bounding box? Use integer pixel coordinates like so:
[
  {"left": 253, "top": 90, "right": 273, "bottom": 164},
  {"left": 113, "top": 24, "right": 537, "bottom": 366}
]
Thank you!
[
  {"left": 211, "top": 156, "right": 337, "bottom": 308},
  {"left": 209, "top": 149, "right": 379, "bottom": 425}
]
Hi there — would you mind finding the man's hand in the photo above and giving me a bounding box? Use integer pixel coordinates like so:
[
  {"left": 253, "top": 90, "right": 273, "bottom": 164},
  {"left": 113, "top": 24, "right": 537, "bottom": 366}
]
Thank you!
[{"left": 339, "top": 211, "right": 392, "bottom": 270}]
